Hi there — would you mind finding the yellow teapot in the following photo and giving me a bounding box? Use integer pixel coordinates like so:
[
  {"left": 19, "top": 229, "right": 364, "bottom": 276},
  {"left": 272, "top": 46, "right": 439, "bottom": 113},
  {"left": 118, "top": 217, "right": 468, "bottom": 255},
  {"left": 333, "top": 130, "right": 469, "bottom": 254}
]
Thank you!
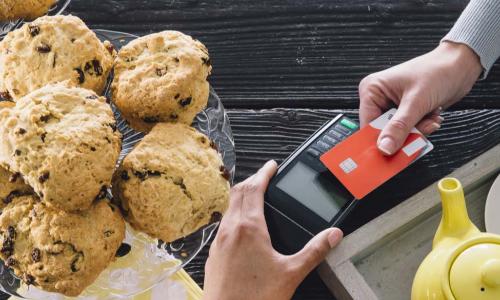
[{"left": 412, "top": 177, "right": 500, "bottom": 300}]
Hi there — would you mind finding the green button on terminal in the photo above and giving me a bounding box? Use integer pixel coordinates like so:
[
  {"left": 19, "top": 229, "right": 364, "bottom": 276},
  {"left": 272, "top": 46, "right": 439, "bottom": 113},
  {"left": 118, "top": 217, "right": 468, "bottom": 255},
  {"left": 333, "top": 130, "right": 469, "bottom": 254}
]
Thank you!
[{"left": 340, "top": 118, "right": 358, "bottom": 130}]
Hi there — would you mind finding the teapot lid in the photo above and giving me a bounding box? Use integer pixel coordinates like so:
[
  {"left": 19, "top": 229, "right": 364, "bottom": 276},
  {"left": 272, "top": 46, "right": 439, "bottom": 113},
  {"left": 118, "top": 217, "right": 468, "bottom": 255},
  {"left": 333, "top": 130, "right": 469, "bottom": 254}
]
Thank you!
[{"left": 449, "top": 243, "right": 500, "bottom": 299}]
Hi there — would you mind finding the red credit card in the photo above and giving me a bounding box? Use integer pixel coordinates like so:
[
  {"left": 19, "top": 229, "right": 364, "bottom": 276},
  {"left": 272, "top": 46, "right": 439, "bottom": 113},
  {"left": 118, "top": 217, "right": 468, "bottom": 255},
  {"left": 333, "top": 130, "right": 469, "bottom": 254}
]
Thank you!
[{"left": 320, "top": 109, "right": 433, "bottom": 199}]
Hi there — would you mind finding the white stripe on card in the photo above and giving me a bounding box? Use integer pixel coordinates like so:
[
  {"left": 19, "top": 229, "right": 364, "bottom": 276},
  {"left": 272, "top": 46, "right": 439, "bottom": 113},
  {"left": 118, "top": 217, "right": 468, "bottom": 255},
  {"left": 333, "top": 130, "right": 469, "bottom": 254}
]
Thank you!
[{"left": 402, "top": 137, "right": 427, "bottom": 156}]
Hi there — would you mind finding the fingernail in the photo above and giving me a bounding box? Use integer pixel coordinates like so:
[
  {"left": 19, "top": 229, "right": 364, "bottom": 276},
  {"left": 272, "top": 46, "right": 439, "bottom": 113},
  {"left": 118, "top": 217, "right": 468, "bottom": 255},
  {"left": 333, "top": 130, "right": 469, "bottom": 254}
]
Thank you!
[
  {"left": 437, "top": 116, "right": 445, "bottom": 123},
  {"left": 378, "top": 137, "right": 396, "bottom": 155},
  {"left": 430, "top": 122, "right": 441, "bottom": 131},
  {"left": 328, "top": 228, "right": 343, "bottom": 248}
]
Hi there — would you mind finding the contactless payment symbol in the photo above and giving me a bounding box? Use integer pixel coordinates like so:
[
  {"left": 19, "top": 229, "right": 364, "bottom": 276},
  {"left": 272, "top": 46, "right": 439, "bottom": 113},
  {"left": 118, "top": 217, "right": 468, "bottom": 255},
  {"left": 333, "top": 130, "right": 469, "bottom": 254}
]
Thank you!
[{"left": 339, "top": 158, "right": 357, "bottom": 174}]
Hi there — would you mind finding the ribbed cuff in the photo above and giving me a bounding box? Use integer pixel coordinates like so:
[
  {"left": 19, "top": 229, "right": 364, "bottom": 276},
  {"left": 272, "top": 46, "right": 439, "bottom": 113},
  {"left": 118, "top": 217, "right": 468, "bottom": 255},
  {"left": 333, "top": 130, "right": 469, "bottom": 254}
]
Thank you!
[{"left": 442, "top": 0, "right": 500, "bottom": 79}]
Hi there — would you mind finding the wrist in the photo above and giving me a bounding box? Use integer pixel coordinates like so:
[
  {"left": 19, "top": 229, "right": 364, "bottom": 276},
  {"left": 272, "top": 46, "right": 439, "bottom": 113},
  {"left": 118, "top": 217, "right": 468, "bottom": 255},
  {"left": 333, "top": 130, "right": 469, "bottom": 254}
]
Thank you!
[{"left": 438, "top": 41, "right": 483, "bottom": 82}]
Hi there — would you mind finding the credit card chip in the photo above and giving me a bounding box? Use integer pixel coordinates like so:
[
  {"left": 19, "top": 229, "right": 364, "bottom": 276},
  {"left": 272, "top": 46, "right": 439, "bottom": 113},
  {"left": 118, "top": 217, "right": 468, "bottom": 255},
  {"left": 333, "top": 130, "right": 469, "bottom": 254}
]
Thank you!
[{"left": 339, "top": 158, "right": 357, "bottom": 174}]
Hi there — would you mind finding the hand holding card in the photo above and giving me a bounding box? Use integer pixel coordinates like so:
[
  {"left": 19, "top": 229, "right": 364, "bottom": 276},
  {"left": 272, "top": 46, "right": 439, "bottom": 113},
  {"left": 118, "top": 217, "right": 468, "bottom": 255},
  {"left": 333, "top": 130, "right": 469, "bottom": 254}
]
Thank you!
[{"left": 320, "top": 109, "right": 433, "bottom": 199}]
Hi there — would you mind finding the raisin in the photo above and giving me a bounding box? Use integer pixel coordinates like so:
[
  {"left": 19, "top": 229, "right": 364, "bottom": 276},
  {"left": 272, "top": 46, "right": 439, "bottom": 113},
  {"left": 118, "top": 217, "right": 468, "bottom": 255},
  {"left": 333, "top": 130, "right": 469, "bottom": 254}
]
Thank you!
[
  {"left": 7, "top": 226, "right": 16, "bottom": 239},
  {"left": 8, "top": 172, "right": 20, "bottom": 183},
  {"left": 133, "top": 171, "right": 146, "bottom": 181},
  {"left": 52, "top": 53, "right": 57, "bottom": 68},
  {"left": 84, "top": 61, "right": 93, "bottom": 74},
  {"left": 105, "top": 43, "right": 115, "bottom": 55},
  {"left": 179, "top": 97, "right": 192, "bottom": 107},
  {"left": 70, "top": 38, "right": 76, "bottom": 43},
  {"left": 1, "top": 242, "right": 13, "bottom": 257},
  {"left": 210, "top": 211, "right": 223, "bottom": 223},
  {"left": 74, "top": 68, "right": 85, "bottom": 84},
  {"left": 92, "top": 60, "right": 103, "bottom": 76},
  {"left": 105, "top": 137, "right": 111, "bottom": 143},
  {"left": 25, "top": 274, "right": 35, "bottom": 285},
  {"left": 6, "top": 256, "right": 16, "bottom": 267},
  {"left": 31, "top": 248, "right": 41, "bottom": 262},
  {"left": 103, "top": 230, "right": 114, "bottom": 237},
  {"left": 0, "top": 91, "right": 12, "bottom": 101},
  {"left": 174, "top": 93, "right": 180, "bottom": 99},
  {"left": 38, "top": 172, "right": 49, "bottom": 184},
  {"left": 170, "top": 113, "right": 178, "bottom": 120},
  {"left": 174, "top": 57, "right": 180, "bottom": 63},
  {"left": 209, "top": 140, "right": 218, "bottom": 151},
  {"left": 199, "top": 136, "right": 207, "bottom": 144},
  {"left": 220, "top": 166, "right": 230, "bottom": 181},
  {"left": 14, "top": 149, "right": 21, "bottom": 156},
  {"left": 86, "top": 94, "right": 98, "bottom": 100},
  {"left": 108, "top": 123, "right": 117, "bottom": 132},
  {"left": 156, "top": 67, "right": 167, "bottom": 76},
  {"left": 28, "top": 25, "right": 40, "bottom": 37},
  {"left": 36, "top": 44, "right": 51, "bottom": 53},
  {"left": 70, "top": 253, "right": 83, "bottom": 272},
  {"left": 95, "top": 186, "right": 107, "bottom": 201},
  {"left": 16, "top": 128, "right": 26, "bottom": 135},
  {"left": 201, "top": 57, "right": 211, "bottom": 66},
  {"left": 120, "top": 170, "right": 130, "bottom": 181},
  {"left": 40, "top": 115, "right": 50, "bottom": 122},
  {"left": 4, "top": 190, "right": 20, "bottom": 204},
  {"left": 40, "top": 132, "right": 46, "bottom": 142},
  {"left": 143, "top": 116, "right": 159, "bottom": 123},
  {"left": 115, "top": 243, "right": 131, "bottom": 257},
  {"left": 90, "top": 146, "right": 96, "bottom": 151},
  {"left": 147, "top": 170, "right": 161, "bottom": 177}
]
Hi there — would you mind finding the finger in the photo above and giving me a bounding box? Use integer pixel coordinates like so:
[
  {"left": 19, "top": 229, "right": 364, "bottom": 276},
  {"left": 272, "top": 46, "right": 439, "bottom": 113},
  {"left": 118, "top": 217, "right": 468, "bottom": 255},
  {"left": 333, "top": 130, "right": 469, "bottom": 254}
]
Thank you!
[
  {"left": 377, "top": 96, "right": 428, "bottom": 155},
  {"left": 359, "top": 99, "right": 384, "bottom": 128},
  {"left": 358, "top": 75, "right": 392, "bottom": 127},
  {"left": 220, "top": 185, "right": 244, "bottom": 228},
  {"left": 288, "top": 228, "right": 343, "bottom": 277},
  {"left": 242, "top": 160, "right": 278, "bottom": 217},
  {"left": 415, "top": 107, "right": 443, "bottom": 135}
]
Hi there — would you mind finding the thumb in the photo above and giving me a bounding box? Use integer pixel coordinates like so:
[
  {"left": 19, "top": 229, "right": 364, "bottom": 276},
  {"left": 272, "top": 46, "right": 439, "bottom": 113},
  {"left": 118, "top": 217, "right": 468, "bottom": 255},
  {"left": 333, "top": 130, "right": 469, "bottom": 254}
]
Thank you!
[
  {"left": 377, "top": 96, "right": 428, "bottom": 155},
  {"left": 289, "top": 228, "right": 343, "bottom": 278}
]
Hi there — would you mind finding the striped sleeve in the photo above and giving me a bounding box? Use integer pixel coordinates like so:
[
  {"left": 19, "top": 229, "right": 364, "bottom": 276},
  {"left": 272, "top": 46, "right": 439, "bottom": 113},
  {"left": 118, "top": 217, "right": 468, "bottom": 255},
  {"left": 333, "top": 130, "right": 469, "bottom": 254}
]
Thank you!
[{"left": 442, "top": 0, "right": 500, "bottom": 79}]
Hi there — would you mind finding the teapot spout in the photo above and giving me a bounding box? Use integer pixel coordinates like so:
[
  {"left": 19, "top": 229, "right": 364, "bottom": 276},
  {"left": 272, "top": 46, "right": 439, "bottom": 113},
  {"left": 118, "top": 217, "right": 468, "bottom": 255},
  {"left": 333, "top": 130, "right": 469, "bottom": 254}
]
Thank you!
[{"left": 433, "top": 178, "right": 479, "bottom": 247}]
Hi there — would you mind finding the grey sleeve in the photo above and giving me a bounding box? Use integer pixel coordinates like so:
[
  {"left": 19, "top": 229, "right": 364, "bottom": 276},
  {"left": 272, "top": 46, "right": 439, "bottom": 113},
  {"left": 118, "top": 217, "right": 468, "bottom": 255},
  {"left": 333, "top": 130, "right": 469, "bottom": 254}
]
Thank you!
[{"left": 442, "top": 0, "right": 500, "bottom": 79}]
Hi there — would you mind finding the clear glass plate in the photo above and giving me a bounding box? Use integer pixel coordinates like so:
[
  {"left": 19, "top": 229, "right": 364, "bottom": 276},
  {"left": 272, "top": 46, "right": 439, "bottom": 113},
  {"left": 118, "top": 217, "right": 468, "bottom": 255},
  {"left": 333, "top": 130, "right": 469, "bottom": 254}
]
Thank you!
[
  {"left": 0, "top": 30, "right": 235, "bottom": 299},
  {"left": 0, "top": 0, "right": 72, "bottom": 39}
]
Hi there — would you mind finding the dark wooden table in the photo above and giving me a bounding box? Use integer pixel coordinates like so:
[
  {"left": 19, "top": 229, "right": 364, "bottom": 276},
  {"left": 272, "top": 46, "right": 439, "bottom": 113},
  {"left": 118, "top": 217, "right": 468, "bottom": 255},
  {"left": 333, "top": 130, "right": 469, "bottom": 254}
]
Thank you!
[{"left": 3, "top": 0, "right": 500, "bottom": 299}]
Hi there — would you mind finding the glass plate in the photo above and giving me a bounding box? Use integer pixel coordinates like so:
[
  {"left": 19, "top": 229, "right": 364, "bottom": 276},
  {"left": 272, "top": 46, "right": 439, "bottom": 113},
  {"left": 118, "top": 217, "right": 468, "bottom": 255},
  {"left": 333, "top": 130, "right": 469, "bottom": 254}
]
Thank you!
[
  {"left": 0, "top": 0, "right": 72, "bottom": 39},
  {"left": 0, "top": 30, "right": 235, "bottom": 299}
]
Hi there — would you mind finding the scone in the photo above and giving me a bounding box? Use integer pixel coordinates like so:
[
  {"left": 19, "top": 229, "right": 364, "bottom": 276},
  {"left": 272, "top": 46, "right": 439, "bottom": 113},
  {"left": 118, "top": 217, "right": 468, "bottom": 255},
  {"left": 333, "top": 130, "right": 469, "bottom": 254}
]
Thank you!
[
  {"left": 0, "top": 195, "right": 125, "bottom": 297},
  {"left": 111, "top": 31, "right": 211, "bottom": 132},
  {"left": 112, "top": 123, "right": 229, "bottom": 242},
  {"left": 0, "top": 15, "right": 115, "bottom": 101},
  {"left": 0, "top": 0, "right": 56, "bottom": 21},
  {"left": 0, "top": 83, "right": 121, "bottom": 212}
]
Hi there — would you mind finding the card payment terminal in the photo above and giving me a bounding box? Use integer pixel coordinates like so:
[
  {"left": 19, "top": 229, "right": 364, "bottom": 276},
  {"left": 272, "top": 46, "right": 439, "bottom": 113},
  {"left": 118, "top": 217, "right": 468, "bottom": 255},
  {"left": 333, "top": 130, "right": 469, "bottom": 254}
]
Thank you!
[{"left": 264, "top": 115, "right": 359, "bottom": 254}]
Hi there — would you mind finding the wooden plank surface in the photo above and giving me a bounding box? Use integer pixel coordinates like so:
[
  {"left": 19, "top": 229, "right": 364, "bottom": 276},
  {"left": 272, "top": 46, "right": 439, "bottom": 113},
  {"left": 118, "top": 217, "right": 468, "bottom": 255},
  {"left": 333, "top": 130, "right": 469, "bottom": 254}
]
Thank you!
[
  {"left": 1, "top": 0, "right": 500, "bottom": 299},
  {"left": 69, "top": 0, "right": 500, "bottom": 109}
]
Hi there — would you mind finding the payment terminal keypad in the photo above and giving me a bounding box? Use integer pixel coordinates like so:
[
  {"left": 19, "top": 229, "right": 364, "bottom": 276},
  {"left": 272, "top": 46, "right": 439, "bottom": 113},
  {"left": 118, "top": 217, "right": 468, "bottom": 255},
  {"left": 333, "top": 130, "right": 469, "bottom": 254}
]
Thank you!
[{"left": 306, "top": 117, "right": 358, "bottom": 159}]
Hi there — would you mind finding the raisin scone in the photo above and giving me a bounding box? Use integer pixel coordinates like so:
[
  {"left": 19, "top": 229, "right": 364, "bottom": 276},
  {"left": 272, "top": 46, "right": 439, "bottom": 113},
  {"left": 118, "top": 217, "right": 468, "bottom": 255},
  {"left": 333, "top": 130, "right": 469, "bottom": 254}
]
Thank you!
[
  {"left": 0, "top": 15, "right": 115, "bottom": 101},
  {"left": 0, "top": 0, "right": 57, "bottom": 21},
  {"left": 111, "top": 31, "right": 211, "bottom": 132},
  {"left": 0, "top": 195, "right": 125, "bottom": 297},
  {"left": 112, "top": 123, "right": 229, "bottom": 242},
  {"left": 0, "top": 84, "right": 121, "bottom": 212}
]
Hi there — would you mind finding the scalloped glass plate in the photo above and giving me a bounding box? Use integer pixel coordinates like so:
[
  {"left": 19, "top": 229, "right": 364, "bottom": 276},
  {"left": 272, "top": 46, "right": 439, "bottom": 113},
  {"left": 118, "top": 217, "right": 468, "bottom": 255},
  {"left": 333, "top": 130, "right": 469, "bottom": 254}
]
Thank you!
[
  {"left": 0, "top": 30, "right": 235, "bottom": 299},
  {"left": 0, "top": 0, "right": 72, "bottom": 39}
]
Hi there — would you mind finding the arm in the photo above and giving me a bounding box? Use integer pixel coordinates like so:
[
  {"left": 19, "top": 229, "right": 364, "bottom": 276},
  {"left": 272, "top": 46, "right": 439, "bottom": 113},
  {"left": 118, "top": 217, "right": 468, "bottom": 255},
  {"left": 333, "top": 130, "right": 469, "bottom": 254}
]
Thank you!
[
  {"left": 443, "top": 0, "right": 500, "bottom": 79},
  {"left": 359, "top": 0, "right": 499, "bottom": 155}
]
